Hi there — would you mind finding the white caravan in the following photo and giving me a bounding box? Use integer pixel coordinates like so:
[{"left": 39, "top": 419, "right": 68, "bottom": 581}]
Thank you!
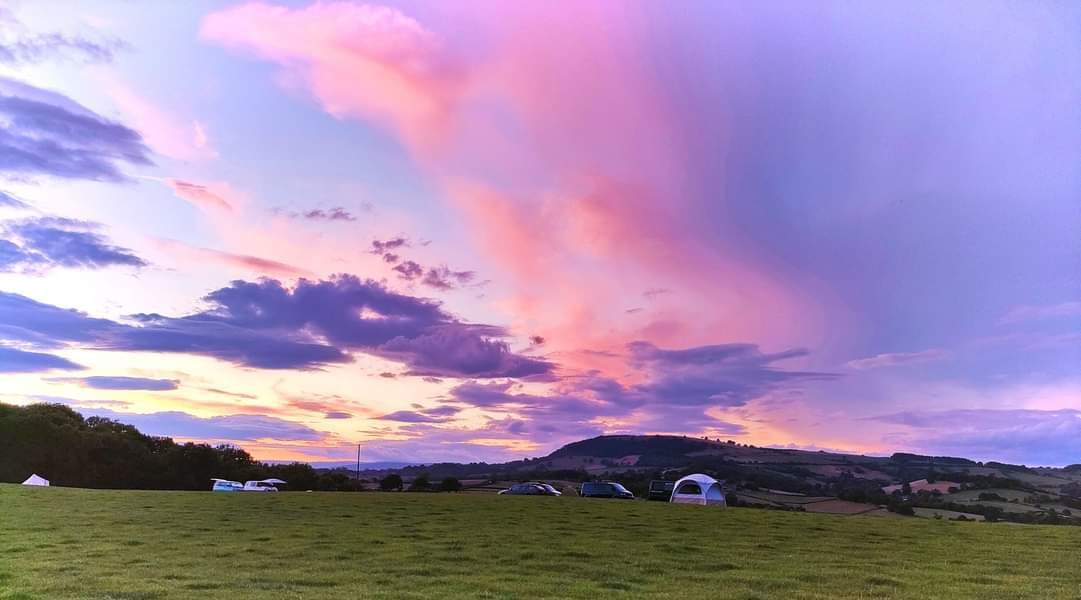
[{"left": 243, "top": 478, "right": 286, "bottom": 492}]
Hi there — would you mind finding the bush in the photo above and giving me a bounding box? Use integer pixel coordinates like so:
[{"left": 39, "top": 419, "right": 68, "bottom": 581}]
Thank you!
[
  {"left": 408, "top": 474, "right": 430, "bottom": 491},
  {"left": 379, "top": 474, "right": 403, "bottom": 491},
  {"left": 439, "top": 477, "right": 463, "bottom": 492}
]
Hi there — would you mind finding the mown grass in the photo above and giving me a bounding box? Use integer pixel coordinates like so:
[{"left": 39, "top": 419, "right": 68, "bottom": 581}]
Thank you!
[{"left": 0, "top": 484, "right": 1079, "bottom": 599}]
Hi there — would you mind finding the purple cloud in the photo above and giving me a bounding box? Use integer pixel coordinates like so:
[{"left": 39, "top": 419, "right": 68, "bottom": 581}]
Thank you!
[
  {"left": 0, "top": 275, "right": 552, "bottom": 377},
  {"left": 285, "top": 206, "right": 357, "bottom": 222},
  {"left": 376, "top": 327, "right": 553, "bottom": 378},
  {"left": 324, "top": 411, "right": 352, "bottom": 420},
  {"left": 0, "top": 33, "right": 118, "bottom": 65},
  {"left": 0, "top": 10, "right": 120, "bottom": 66},
  {"left": 0, "top": 76, "right": 152, "bottom": 181},
  {"left": 77, "top": 407, "right": 325, "bottom": 442},
  {"left": 627, "top": 341, "right": 836, "bottom": 407},
  {"left": 872, "top": 409, "right": 1081, "bottom": 466},
  {"left": 421, "top": 265, "right": 475, "bottom": 290},
  {"left": 0, "top": 190, "right": 29, "bottom": 209},
  {"left": 370, "top": 237, "right": 408, "bottom": 255},
  {"left": 393, "top": 260, "right": 423, "bottom": 280},
  {"left": 0, "top": 345, "right": 83, "bottom": 372},
  {"left": 376, "top": 410, "right": 454, "bottom": 424},
  {"left": 0, "top": 216, "right": 146, "bottom": 272},
  {"left": 48, "top": 376, "right": 179, "bottom": 391}
]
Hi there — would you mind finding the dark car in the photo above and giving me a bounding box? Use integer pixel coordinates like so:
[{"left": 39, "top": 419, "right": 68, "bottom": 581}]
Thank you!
[
  {"left": 580, "top": 481, "right": 634, "bottom": 499},
  {"left": 498, "top": 482, "right": 562, "bottom": 496},
  {"left": 647, "top": 480, "right": 675, "bottom": 501}
]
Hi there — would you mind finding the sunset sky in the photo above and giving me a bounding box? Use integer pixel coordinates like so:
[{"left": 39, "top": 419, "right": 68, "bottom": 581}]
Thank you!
[{"left": 1, "top": 1, "right": 1078, "bottom": 466}]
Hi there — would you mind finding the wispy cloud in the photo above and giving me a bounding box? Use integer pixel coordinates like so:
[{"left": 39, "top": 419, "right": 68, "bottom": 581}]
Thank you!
[
  {"left": 845, "top": 349, "right": 947, "bottom": 371},
  {"left": 47, "top": 376, "right": 179, "bottom": 391},
  {"left": 1000, "top": 302, "right": 1081, "bottom": 324}
]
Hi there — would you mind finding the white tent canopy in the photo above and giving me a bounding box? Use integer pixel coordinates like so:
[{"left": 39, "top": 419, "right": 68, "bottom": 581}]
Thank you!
[
  {"left": 21, "top": 474, "right": 49, "bottom": 487},
  {"left": 670, "top": 473, "right": 725, "bottom": 506}
]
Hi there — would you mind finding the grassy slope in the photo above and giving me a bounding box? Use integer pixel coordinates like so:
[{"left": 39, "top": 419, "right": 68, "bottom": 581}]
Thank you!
[{"left": 1, "top": 485, "right": 1078, "bottom": 600}]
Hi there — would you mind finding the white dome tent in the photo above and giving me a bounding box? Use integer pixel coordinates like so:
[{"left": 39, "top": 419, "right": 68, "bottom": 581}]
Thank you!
[
  {"left": 670, "top": 473, "right": 725, "bottom": 506},
  {"left": 21, "top": 474, "right": 49, "bottom": 487}
]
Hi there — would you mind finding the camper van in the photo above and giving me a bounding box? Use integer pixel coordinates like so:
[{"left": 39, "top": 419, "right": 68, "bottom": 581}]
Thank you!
[{"left": 243, "top": 479, "right": 285, "bottom": 492}]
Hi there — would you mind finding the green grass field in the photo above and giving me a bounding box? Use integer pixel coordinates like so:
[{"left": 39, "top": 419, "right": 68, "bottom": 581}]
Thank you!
[{"left": 1, "top": 485, "right": 1079, "bottom": 599}]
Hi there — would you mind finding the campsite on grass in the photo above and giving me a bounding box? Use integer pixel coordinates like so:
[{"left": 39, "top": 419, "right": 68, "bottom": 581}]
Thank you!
[{"left": 3, "top": 484, "right": 1081, "bottom": 599}]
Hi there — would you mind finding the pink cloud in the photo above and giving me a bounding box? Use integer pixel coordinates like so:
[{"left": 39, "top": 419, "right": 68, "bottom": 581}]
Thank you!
[
  {"left": 200, "top": 2, "right": 828, "bottom": 382},
  {"left": 163, "top": 178, "right": 234, "bottom": 211},
  {"left": 201, "top": 1, "right": 465, "bottom": 154},
  {"left": 106, "top": 79, "right": 217, "bottom": 161},
  {"left": 154, "top": 238, "right": 310, "bottom": 277}
]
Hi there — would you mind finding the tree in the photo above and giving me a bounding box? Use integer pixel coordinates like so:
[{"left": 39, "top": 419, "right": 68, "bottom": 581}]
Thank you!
[
  {"left": 439, "top": 477, "right": 463, "bottom": 492},
  {"left": 408, "top": 473, "right": 430, "bottom": 491},
  {"left": 379, "top": 473, "right": 403, "bottom": 491}
]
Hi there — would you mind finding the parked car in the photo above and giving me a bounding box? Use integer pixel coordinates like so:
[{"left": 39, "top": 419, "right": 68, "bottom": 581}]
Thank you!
[
  {"left": 498, "top": 482, "right": 562, "bottom": 496},
  {"left": 647, "top": 480, "right": 675, "bottom": 501},
  {"left": 579, "top": 481, "right": 634, "bottom": 499}
]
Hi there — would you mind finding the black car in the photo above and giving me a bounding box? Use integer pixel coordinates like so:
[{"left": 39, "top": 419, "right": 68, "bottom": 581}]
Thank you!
[
  {"left": 647, "top": 480, "right": 675, "bottom": 501},
  {"left": 579, "top": 481, "right": 634, "bottom": 499},
  {"left": 499, "top": 482, "right": 562, "bottom": 496}
]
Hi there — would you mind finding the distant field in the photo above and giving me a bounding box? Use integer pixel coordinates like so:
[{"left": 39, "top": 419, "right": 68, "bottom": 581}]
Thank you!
[
  {"left": 912, "top": 507, "right": 986, "bottom": 521},
  {"left": 2, "top": 485, "right": 1080, "bottom": 599},
  {"left": 946, "top": 488, "right": 1033, "bottom": 503}
]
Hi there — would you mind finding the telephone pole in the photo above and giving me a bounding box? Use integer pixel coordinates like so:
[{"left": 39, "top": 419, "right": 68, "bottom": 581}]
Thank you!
[{"left": 355, "top": 443, "right": 361, "bottom": 481}]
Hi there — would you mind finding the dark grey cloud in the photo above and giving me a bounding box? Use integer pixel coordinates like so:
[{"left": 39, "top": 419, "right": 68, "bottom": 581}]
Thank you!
[
  {"left": 48, "top": 376, "right": 179, "bottom": 391},
  {"left": 0, "top": 216, "right": 146, "bottom": 272},
  {"left": 0, "top": 345, "right": 83, "bottom": 372},
  {"left": 324, "top": 411, "right": 352, "bottom": 420},
  {"left": 0, "top": 76, "right": 151, "bottom": 181},
  {"left": 0, "top": 275, "right": 552, "bottom": 377}
]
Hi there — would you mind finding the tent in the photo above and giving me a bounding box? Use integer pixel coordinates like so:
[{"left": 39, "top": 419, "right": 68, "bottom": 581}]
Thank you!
[
  {"left": 670, "top": 473, "right": 725, "bottom": 506},
  {"left": 21, "top": 474, "right": 49, "bottom": 487}
]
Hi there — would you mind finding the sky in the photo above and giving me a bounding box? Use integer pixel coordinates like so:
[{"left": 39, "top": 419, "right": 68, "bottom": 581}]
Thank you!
[{"left": 0, "top": 0, "right": 1078, "bottom": 466}]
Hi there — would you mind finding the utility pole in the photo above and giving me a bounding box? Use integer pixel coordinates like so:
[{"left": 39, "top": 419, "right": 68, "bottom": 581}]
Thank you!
[{"left": 356, "top": 443, "right": 361, "bottom": 481}]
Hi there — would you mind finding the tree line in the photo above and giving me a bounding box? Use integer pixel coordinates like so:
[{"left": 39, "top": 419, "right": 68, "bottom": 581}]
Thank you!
[{"left": 0, "top": 402, "right": 330, "bottom": 490}]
